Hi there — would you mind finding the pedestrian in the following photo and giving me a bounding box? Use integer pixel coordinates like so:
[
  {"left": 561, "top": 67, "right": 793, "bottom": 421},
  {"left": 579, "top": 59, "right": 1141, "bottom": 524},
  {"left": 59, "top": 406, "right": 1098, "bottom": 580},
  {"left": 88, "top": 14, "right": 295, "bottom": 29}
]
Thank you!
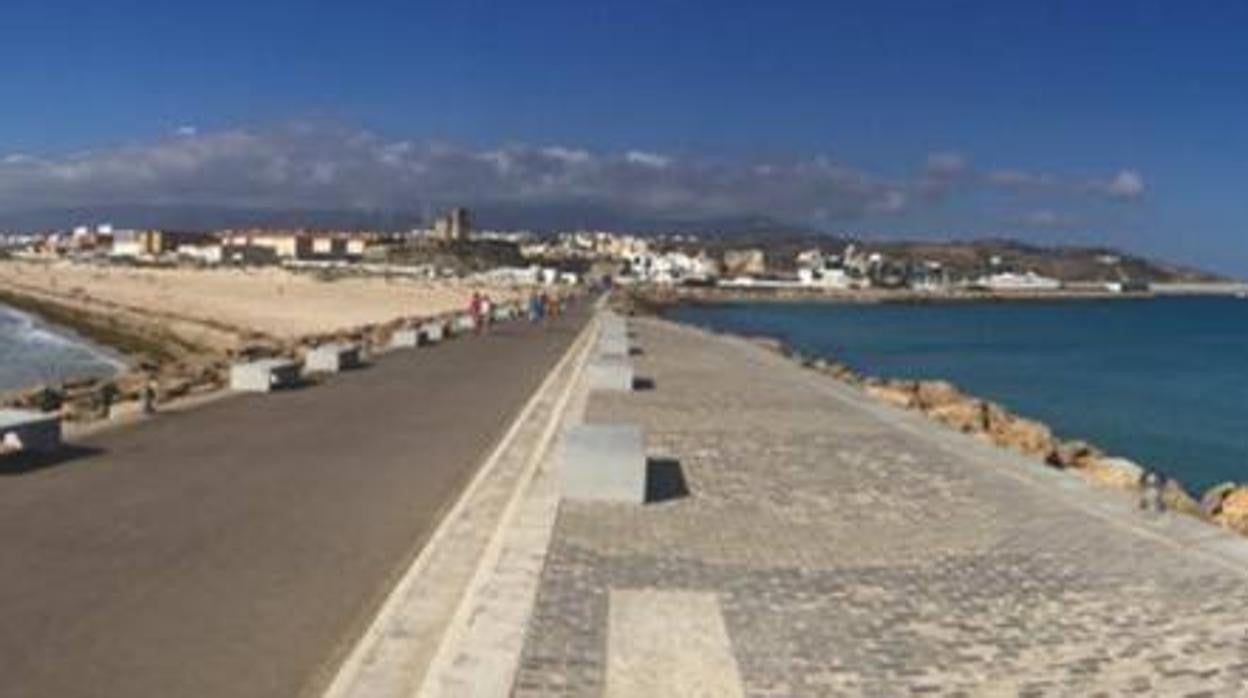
[
  {"left": 469, "top": 292, "right": 483, "bottom": 334},
  {"left": 142, "top": 377, "right": 158, "bottom": 415},
  {"left": 99, "top": 382, "right": 119, "bottom": 419},
  {"left": 528, "top": 292, "right": 542, "bottom": 323},
  {"left": 481, "top": 295, "right": 493, "bottom": 332},
  {"left": 1139, "top": 470, "right": 1166, "bottom": 513}
]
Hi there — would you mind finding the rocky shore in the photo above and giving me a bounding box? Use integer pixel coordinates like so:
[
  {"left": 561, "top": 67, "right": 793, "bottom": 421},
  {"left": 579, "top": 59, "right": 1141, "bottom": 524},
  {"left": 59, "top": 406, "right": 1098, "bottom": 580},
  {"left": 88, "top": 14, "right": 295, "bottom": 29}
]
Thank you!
[
  {"left": 630, "top": 283, "right": 1153, "bottom": 308},
  {"left": 0, "top": 281, "right": 550, "bottom": 425},
  {"left": 616, "top": 291, "right": 1248, "bottom": 539}
]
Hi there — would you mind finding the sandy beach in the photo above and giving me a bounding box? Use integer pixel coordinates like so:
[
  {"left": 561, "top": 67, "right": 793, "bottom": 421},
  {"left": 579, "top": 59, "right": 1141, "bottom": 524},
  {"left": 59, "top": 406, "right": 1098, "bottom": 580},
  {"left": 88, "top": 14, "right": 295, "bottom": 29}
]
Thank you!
[{"left": 0, "top": 260, "right": 523, "bottom": 350}]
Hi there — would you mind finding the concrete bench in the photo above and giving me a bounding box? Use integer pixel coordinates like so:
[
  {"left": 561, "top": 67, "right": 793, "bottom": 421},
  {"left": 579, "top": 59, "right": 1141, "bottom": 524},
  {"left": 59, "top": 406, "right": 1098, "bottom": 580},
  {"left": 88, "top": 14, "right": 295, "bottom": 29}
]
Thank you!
[
  {"left": 0, "top": 409, "right": 62, "bottom": 453},
  {"left": 230, "top": 358, "right": 302, "bottom": 393},
  {"left": 389, "top": 328, "right": 420, "bottom": 349},
  {"left": 491, "top": 306, "right": 515, "bottom": 322},
  {"left": 586, "top": 355, "right": 635, "bottom": 391},
  {"left": 419, "top": 321, "right": 445, "bottom": 344},
  {"left": 305, "top": 343, "right": 361, "bottom": 373},
  {"left": 558, "top": 424, "right": 646, "bottom": 503},
  {"left": 451, "top": 314, "right": 476, "bottom": 334}
]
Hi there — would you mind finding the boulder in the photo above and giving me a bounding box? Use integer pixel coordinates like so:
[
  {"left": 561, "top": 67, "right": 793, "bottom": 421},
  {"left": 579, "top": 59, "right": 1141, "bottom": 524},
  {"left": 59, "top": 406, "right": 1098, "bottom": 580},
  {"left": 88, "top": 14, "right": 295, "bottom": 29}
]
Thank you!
[
  {"left": 914, "top": 380, "right": 963, "bottom": 410},
  {"left": 747, "top": 336, "right": 786, "bottom": 355},
  {"left": 157, "top": 377, "right": 193, "bottom": 401},
  {"left": 1213, "top": 487, "right": 1248, "bottom": 534},
  {"left": 1078, "top": 457, "right": 1145, "bottom": 492},
  {"left": 989, "top": 416, "right": 1054, "bottom": 457},
  {"left": 865, "top": 383, "right": 916, "bottom": 409},
  {"left": 981, "top": 401, "right": 1012, "bottom": 432},
  {"left": 927, "top": 399, "right": 986, "bottom": 433},
  {"left": 1047, "top": 439, "right": 1102, "bottom": 469},
  {"left": 1202, "top": 482, "right": 1238, "bottom": 516}
]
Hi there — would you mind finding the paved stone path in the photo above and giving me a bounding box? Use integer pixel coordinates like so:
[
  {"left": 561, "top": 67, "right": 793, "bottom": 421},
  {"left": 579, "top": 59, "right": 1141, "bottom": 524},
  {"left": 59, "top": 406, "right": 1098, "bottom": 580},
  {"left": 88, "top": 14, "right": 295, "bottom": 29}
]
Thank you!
[
  {"left": 515, "top": 316, "right": 1248, "bottom": 697},
  {"left": 0, "top": 305, "right": 588, "bottom": 698}
]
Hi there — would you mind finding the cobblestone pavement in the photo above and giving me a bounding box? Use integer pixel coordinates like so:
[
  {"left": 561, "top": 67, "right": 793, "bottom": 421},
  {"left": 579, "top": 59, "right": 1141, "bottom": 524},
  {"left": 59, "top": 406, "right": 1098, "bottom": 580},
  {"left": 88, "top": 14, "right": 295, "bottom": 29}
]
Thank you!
[{"left": 514, "top": 317, "right": 1248, "bottom": 697}]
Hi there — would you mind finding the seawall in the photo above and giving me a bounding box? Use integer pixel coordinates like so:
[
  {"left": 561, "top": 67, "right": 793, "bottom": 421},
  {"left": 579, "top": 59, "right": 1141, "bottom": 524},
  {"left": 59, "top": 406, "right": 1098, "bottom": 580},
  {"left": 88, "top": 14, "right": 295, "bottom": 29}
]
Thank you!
[{"left": 626, "top": 292, "right": 1248, "bottom": 539}]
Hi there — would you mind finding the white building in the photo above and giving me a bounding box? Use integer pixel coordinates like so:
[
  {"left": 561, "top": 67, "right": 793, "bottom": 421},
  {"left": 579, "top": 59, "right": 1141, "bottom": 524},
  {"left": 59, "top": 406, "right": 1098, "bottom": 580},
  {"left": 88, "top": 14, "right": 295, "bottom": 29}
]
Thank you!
[
  {"left": 797, "top": 267, "right": 852, "bottom": 289},
  {"left": 108, "top": 229, "right": 146, "bottom": 258},
  {"left": 974, "top": 271, "right": 1062, "bottom": 291},
  {"left": 178, "top": 243, "right": 224, "bottom": 265},
  {"left": 627, "top": 251, "right": 718, "bottom": 285}
]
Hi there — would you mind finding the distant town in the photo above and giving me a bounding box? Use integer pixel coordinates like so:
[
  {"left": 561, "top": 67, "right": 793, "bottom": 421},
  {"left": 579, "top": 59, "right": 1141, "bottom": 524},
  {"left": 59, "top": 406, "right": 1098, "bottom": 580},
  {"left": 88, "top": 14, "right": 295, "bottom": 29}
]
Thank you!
[{"left": 0, "top": 207, "right": 1230, "bottom": 295}]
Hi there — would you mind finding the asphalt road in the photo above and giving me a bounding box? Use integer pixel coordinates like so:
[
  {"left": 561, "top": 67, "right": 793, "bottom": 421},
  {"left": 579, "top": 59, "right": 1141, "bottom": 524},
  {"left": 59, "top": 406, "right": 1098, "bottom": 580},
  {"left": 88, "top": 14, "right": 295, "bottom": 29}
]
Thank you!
[{"left": 0, "top": 305, "right": 589, "bottom": 698}]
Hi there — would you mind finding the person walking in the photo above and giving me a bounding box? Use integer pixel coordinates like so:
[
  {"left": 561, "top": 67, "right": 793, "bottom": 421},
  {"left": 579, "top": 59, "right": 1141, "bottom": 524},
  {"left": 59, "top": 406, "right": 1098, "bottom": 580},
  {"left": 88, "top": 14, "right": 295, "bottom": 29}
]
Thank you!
[
  {"left": 469, "top": 292, "right": 483, "bottom": 334},
  {"left": 480, "top": 295, "right": 493, "bottom": 333},
  {"left": 528, "top": 292, "right": 542, "bottom": 323},
  {"left": 142, "top": 377, "right": 158, "bottom": 415}
]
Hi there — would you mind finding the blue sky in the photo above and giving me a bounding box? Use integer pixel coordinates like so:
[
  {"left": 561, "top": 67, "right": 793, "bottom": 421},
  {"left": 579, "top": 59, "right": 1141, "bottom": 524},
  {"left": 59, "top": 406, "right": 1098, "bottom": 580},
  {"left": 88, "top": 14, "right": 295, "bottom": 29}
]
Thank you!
[{"left": 1, "top": 0, "right": 1245, "bottom": 275}]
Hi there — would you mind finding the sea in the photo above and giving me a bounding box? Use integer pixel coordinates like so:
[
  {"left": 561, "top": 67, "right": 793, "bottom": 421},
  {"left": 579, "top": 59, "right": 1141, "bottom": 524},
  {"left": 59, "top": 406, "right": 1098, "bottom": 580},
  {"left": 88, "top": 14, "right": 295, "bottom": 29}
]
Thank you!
[
  {"left": 0, "top": 303, "right": 123, "bottom": 393},
  {"left": 668, "top": 296, "right": 1248, "bottom": 493}
]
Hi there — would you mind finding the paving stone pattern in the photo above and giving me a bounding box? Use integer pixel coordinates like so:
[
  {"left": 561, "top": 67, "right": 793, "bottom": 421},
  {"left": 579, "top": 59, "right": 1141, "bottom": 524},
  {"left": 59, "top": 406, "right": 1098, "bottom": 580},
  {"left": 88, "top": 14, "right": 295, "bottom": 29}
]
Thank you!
[{"left": 514, "top": 317, "right": 1248, "bottom": 697}]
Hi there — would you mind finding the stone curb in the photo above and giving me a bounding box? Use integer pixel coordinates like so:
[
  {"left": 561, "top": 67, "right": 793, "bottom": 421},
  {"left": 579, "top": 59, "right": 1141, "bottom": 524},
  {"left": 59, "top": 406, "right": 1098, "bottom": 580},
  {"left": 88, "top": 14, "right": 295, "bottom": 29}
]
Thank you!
[{"left": 320, "top": 307, "right": 600, "bottom": 698}]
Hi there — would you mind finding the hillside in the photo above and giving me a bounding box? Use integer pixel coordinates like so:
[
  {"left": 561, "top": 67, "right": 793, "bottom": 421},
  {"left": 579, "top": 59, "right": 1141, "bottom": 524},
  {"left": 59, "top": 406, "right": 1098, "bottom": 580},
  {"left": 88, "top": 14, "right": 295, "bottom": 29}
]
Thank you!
[
  {"left": 669, "top": 234, "right": 1225, "bottom": 283},
  {"left": 860, "top": 239, "right": 1226, "bottom": 283}
]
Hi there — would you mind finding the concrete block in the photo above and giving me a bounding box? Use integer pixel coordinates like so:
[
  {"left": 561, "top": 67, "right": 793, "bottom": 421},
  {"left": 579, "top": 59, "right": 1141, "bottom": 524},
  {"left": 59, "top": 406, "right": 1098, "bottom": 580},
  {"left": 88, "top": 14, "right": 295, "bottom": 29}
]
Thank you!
[
  {"left": 0, "top": 409, "right": 62, "bottom": 452},
  {"left": 586, "top": 355, "right": 634, "bottom": 391},
  {"left": 558, "top": 424, "right": 646, "bottom": 503},
  {"left": 419, "top": 321, "right": 445, "bottom": 344},
  {"left": 491, "top": 305, "right": 514, "bottom": 322},
  {"left": 230, "top": 358, "right": 301, "bottom": 393},
  {"left": 389, "top": 329, "right": 420, "bottom": 349},
  {"left": 596, "top": 331, "right": 630, "bottom": 358},
  {"left": 451, "top": 314, "right": 476, "bottom": 333},
  {"left": 305, "top": 343, "right": 361, "bottom": 373},
  {"left": 600, "top": 313, "right": 627, "bottom": 336}
]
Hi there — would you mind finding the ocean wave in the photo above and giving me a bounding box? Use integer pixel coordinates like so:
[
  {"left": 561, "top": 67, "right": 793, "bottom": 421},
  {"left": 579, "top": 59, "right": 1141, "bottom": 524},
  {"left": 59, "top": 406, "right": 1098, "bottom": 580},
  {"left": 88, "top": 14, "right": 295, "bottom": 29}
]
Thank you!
[{"left": 0, "top": 304, "right": 127, "bottom": 371}]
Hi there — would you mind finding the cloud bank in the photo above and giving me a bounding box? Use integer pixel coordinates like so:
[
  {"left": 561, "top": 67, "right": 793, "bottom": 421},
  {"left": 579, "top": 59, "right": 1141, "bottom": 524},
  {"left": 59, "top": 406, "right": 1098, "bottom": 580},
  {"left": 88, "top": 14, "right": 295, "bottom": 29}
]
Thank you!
[{"left": 0, "top": 125, "right": 1144, "bottom": 229}]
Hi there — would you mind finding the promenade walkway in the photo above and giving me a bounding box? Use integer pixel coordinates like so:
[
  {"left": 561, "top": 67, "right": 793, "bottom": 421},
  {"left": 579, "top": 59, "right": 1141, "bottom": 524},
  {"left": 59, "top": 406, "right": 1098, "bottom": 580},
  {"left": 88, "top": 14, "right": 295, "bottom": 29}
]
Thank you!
[
  {"left": 515, "top": 316, "right": 1248, "bottom": 696},
  {"left": 0, "top": 306, "right": 588, "bottom": 698}
]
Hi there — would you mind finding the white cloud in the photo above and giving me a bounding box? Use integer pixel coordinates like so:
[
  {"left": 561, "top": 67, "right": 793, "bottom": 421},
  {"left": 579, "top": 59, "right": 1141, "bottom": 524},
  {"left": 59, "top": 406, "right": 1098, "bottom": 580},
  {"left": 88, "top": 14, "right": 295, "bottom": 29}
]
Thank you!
[
  {"left": 917, "top": 151, "right": 970, "bottom": 197},
  {"left": 985, "top": 166, "right": 1144, "bottom": 201},
  {"left": 541, "top": 146, "right": 592, "bottom": 165},
  {"left": 624, "top": 150, "right": 672, "bottom": 169},
  {"left": 925, "top": 152, "right": 967, "bottom": 176},
  {"left": 1096, "top": 169, "right": 1145, "bottom": 199},
  {"left": 0, "top": 125, "right": 1146, "bottom": 228}
]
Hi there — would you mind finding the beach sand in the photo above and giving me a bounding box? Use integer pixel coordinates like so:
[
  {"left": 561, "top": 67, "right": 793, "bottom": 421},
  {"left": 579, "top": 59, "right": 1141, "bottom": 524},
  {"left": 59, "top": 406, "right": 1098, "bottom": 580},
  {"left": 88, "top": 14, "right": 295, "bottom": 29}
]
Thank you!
[{"left": 0, "top": 260, "right": 523, "bottom": 349}]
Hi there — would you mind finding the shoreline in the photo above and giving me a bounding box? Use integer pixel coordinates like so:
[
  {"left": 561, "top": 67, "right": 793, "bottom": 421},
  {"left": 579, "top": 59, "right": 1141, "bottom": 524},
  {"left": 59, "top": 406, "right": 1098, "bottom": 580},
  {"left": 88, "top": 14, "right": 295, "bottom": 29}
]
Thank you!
[
  {"left": 0, "top": 286, "right": 225, "bottom": 422},
  {"left": 0, "top": 301, "right": 129, "bottom": 379},
  {"left": 625, "top": 282, "right": 1247, "bottom": 309},
  {"left": 0, "top": 269, "right": 565, "bottom": 425},
  {"left": 621, "top": 291, "right": 1248, "bottom": 538}
]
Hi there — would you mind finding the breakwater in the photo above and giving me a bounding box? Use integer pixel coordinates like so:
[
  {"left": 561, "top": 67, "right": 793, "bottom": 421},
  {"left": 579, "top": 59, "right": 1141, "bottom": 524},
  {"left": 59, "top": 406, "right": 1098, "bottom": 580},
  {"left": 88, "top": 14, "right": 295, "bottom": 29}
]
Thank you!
[{"left": 656, "top": 295, "right": 1248, "bottom": 534}]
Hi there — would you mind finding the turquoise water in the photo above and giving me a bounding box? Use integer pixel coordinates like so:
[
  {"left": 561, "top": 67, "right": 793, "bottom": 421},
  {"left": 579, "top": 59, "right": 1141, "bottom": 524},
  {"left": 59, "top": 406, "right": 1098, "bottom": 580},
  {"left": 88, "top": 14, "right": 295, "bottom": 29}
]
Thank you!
[
  {"left": 0, "top": 304, "right": 121, "bottom": 392},
  {"left": 668, "top": 297, "right": 1248, "bottom": 493}
]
